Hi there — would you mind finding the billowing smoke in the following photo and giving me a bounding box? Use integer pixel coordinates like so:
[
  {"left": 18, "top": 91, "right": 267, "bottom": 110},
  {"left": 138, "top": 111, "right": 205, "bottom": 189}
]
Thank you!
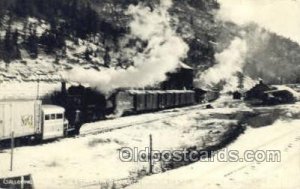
[
  {"left": 218, "top": 0, "right": 300, "bottom": 45},
  {"left": 216, "top": 0, "right": 300, "bottom": 85},
  {"left": 196, "top": 37, "right": 250, "bottom": 91},
  {"left": 63, "top": 0, "right": 188, "bottom": 93},
  {"left": 197, "top": 0, "right": 300, "bottom": 91}
]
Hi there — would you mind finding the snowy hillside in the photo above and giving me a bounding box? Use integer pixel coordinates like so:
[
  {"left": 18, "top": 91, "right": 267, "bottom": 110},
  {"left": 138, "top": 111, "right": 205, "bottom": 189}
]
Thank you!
[{"left": 0, "top": 0, "right": 299, "bottom": 92}]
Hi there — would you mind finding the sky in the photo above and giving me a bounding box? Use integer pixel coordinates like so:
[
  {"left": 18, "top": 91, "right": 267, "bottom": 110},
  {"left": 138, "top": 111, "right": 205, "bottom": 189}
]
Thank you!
[{"left": 218, "top": 0, "right": 300, "bottom": 44}]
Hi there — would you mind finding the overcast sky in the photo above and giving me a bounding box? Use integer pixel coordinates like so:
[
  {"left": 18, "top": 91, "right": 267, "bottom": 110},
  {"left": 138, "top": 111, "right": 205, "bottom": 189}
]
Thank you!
[{"left": 218, "top": 0, "right": 300, "bottom": 44}]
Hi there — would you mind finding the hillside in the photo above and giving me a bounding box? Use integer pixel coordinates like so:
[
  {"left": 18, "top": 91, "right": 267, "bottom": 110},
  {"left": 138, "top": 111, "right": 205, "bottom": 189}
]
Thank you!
[
  {"left": 0, "top": 0, "right": 218, "bottom": 83},
  {"left": 216, "top": 22, "right": 300, "bottom": 84},
  {"left": 0, "top": 0, "right": 299, "bottom": 87}
]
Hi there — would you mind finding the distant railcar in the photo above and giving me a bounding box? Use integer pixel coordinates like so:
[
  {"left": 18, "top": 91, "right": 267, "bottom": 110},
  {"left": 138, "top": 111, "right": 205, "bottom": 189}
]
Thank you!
[
  {"left": 195, "top": 88, "right": 219, "bottom": 103},
  {"left": 205, "top": 90, "right": 220, "bottom": 102},
  {"left": 113, "top": 90, "right": 196, "bottom": 115}
]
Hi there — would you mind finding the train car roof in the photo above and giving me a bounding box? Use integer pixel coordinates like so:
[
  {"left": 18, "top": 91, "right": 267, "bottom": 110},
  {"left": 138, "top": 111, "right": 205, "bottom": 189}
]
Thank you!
[
  {"left": 124, "top": 90, "right": 195, "bottom": 94},
  {"left": 42, "top": 105, "right": 65, "bottom": 113},
  {"left": 0, "top": 99, "right": 42, "bottom": 102}
]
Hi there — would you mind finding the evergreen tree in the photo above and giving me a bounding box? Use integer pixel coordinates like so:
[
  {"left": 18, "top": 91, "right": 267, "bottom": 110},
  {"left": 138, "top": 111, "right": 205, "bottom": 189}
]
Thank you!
[
  {"left": 104, "top": 47, "right": 111, "bottom": 67},
  {"left": 27, "top": 27, "right": 38, "bottom": 58}
]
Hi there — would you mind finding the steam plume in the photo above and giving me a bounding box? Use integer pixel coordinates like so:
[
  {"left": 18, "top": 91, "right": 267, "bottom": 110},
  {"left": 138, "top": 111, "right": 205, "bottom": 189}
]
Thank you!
[
  {"left": 63, "top": 0, "right": 188, "bottom": 93},
  {"left": 196, "top": 37, "right": 248, "bottom": 91}
]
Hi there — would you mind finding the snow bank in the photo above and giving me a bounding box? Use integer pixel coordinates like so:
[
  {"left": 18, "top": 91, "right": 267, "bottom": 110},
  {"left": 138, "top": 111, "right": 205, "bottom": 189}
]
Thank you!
[{"left": 129, "top": 119, "right": 300, "bottom": 189}]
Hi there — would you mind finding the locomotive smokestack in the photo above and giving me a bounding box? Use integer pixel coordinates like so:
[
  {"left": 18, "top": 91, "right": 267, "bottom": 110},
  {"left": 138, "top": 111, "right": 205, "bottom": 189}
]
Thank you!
[{"left": 61, "top": 81, "right": 67, "bottom": 94}]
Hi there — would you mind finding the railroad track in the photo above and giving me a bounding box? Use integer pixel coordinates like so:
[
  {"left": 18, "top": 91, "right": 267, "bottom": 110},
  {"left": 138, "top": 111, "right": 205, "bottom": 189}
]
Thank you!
[{"left": 79, "top": 103, "right": 212, "bottom": 137}]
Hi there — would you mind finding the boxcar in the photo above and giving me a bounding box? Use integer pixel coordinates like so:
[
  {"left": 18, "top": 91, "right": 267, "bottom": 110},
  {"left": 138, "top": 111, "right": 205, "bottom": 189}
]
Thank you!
[
  {"left": 174, "top": 92, "right": 180, "bottom": 106},
  {"left": 113, "top": 90, "right": 196, "bottom": 115},
  {"left": 157, "top": 92, "right": 164, "bottom": 109},
  {"left": 0, "top": 100, "right": 68, "bottom": 142},
  {"left": 150, "top": 92, "right": 159, "bottom": 110},
  {"left": 145, "top": 92, "right": 153, "bottom": 111},
  {"left": 0, "top": 100, "right": 42, "bottom": 141},
  {"left": 135, "top": 92, "right": 146, "bottom": 112}
]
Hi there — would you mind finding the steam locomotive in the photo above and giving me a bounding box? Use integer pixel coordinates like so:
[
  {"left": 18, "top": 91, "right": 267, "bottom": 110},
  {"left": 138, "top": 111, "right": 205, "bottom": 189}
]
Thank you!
[{"left": 51, "top": 82, "right": 220, "bottom": 134}]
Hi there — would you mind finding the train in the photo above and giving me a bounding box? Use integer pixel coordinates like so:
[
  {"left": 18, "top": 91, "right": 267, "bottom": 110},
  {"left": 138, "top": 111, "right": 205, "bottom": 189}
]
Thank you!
[
  {"left": 51, "top": 83, "right": 220, "bottom": 135},
  {"left": 0, "top": 83, "right": 219, "bottom": 144},
  {"left": 112, "top": 90, "right": 196, "bottom": 115},
  {"left": 0, "top": 100, "right": 71, "bottom": 145}
]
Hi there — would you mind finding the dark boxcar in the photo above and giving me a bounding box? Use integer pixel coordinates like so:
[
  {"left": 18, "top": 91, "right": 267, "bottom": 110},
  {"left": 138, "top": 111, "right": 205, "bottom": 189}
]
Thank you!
[
  {"left": 191, "top": 91, "right": 196, "bottom": 104},
  {"left": 184, "top": 92, "right": 189, "bottom": 105},
  {"left": 171, "top": 92, "right": 176, "bottom": 107},
  {"left": 185, "top": 92, "right": 190, "bottom": 105},
  {"left": 162, "top": 92, "right": 168, "bottom": 108},
  {"left": 174, "top": 92, "right": 180, "bottom": 106},
  {"left": 135, "top": 92, "right": 146, "bottom": 112},
  {"left": 166, "top": 92, "right": 173, "bottom": 108},
  {"left": 188, "top": 91, "right": 196, "bottom": 105},
  {"left": 183, "top": 92, "right": 188, "bottom": 106},
  {"left": 158, "top": 92, "right": 164, "bottom": 109},
  {"left": 145, "top": 92, "right": 153, "bottom": 111},
  {"left": 144, "top": 92, "right": 150, "bottom": 110},
  {"left": 151, "top": 92, "right": 159, "bottom": 110},
  {"left": 180, "top": 92, "right": 185, "bottom": 106}
]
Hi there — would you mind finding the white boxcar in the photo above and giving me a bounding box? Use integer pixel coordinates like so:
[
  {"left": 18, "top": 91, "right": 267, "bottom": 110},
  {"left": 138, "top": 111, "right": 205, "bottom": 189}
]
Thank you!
[{"left": 0, "top": 100, "right": 42, "bottom": 141}]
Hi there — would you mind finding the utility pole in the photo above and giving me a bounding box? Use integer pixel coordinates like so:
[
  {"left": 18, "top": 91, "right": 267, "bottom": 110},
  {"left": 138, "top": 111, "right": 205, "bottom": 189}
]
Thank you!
[
  {"left": 149, "top": 134, "right": 153, "bottom": 174},
  {"left": 10, "top": 103, "right": 14, "bottom": 172},
  {"left": 36, "top": 78, "right": 40, "bottom": 100},
  {"left": 10, "top": 131, "right": 14, "bottom": 171}
]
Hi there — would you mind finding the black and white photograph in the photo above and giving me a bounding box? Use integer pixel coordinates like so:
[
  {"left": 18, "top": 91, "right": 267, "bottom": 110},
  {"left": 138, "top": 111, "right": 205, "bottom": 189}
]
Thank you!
[{"left": 0, "top": 0, "right": 299, "bottom": 188}]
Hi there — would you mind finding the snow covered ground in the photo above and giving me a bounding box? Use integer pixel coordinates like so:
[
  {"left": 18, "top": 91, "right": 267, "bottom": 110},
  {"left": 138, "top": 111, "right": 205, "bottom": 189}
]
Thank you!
[
  {"left": 0, "top": 98, "right": 247, "bottom": 189},
  {"left": 129, "top": 119, "right": 300, "bottom": 189},
  {"left": 0, "top": 97, "right": 299, "bottom": 189}
]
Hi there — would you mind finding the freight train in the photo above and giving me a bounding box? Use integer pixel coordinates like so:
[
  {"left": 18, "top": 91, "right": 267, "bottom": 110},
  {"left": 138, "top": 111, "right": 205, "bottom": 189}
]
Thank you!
[
  {"left": 0, "top": 84, "right": 219, "bottom": 144},
  {"left": 112, "top": 90, "right": 196, "bottom": 115},
  {"left": 51, "top": 83, "right": 220, "bottom": 134}
]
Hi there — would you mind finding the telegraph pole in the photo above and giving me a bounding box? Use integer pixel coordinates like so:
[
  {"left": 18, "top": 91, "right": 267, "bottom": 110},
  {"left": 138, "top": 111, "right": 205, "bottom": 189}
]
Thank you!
[
  {"left": 10, "top": 131, "right": 14, "bottom": 171},
  {"left": 36, "top": 78, "right": 40, "bottom": 100},
  {"left": 10, "top": 103, "right": 14, "bottom": 172},
  {"left": 149, "top": 134, "right": 153, "bottom": 174}
]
